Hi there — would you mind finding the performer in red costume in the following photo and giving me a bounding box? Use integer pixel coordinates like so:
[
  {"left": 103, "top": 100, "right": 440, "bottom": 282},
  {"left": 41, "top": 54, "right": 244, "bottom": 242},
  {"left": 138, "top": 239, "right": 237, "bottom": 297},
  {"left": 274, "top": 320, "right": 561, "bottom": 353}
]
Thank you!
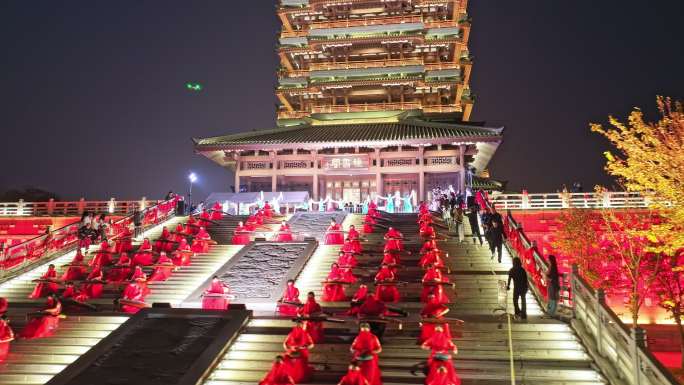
[
  {"left": 337, "top": 250, "right": 358, "bottom": 268},
  {"left": 0, "top": 298, "right": 7, "bottom": 316},
  {"left": 350, "top": 323, "right": 383, "bottom": 385},
  {"left": 154, "top": 227, "right": 174, "bottom": 252},
  {"left": 61, "top": 281, "right": 90, "bottom": 304},
  {"left": 20, "top": 294, "right": 62, "bottom": 339},
  {"left": 61, "top": 249, "right": 87, "bottom": 281},
  {"left": 322, "top": 263, "right": 348, "bottom": 302},
  {"left": 172, "top": 238, "right": 192, "bottom": 266},
  {"left": 419, "top": 294, "right": 453, "bottom": 344},
  {"left": 380, "top": 251, "right": 400, "bottom": 270},
  {"left": 420, "top": 239, "right": 439, "bottom": 255},
  {"left": 149, "top": 252, "right": 175, "bottom": 282},
  {"left": 362, "top": 214, "right": 376, "bottom": 234},
  {"left": 0, "top": 315, "right": 14, "bottom": 362},
  {"left": 419, "top": 249, "right": 446, "bottom": 270},
  {"left": 199, "top": 209, "right": 212, "bottom": 227},
  {"left": 324, "top": 219, "right": 344, "bottom": 245},
  {"left": 193, "top": 227, "right": 212, "bottom": 253},
  {"left": 283, "top": 320, "right": 314, "bottom": 383},
  {"left": 115, "top": 226, "right": 133, "bottom": 253},
  {"left": 82, "top": 267, "right": 104, "bottom": 298},
  {"left": 425, "top": 359, "right": 461, "bottom": 385},
  {"left": 421, "top": 325, "right": 457, "bottom": 359},
  {"left": 338, "top": 361, "right": 370, "bottom": 385},
  {"left": 232, "top": 221, "right": 251, "bottom": 245},
  {"left": 419, "top": 222, "right": 436, "bottom": 239},
  {"left": 421, "top": 264, "right": 450, "bottom": 303},
  {"left": 107, "top": 252, "right": 132, "bottom": 282},
  {"left": 259, "top": 356, "right": 295, "bottom": 385},
  {"left": 173, "top": 223, "right": 185, "bottom": 242},
  {"left": 374, "top": 264, "right": 400, "bottom": 303},
  {"left": 210, "top": 201, "right": 223, "bottom": 221},
  {"left": 358, "top": 294, "right": 390, "bottom": 339},
  {"left": 263, "top": 201, "right": 273, "bottom": 218},
  {"left": 276, "top": 221, "right": 293, "bottom": 242},
  {"left": 347, "top": 284, "right": 368, "bottom": 316},
  {"left": 90, "top": 240, "right": 113, "bottom": 268},
  {"left": 297, "top": 292, "right": 324, "bottom": 343},
  {"left": 132, "top": 238, "right": 154, "bottom": 266},
  {"left": 120, "top": 281, "right": 147, "bottom": 314},
  {"left": 202, "top": 276, "right": 231, "bottom": 310},
  {"left": 347, "top": 225, "right": 362, "bottom": 253},
  {"left": 185, "top": 216, "right": 198, "bottom": 235},
  {"left": 29, "top": 264, "right": 59, "bottom": 299},
  {"left": 383, "top": 227, "right": 404, "bottom": 252},
  {"left": 277, "top": 280, "right": 301, "bottom": 316}
]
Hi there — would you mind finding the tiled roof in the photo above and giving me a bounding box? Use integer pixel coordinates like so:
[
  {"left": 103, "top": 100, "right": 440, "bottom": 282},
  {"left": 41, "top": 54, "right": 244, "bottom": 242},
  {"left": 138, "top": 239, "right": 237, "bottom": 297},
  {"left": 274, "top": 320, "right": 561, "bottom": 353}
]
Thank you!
[{"left": 194, "top": 120, "right": 502, "bottom": 148}]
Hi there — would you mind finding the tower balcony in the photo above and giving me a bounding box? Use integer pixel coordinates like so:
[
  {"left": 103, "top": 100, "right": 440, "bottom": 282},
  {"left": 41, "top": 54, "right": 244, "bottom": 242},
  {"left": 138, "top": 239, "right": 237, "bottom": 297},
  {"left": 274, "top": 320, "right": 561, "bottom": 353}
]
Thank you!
[
  {"left": 309, "top": 14, "right": 424, "bottom": 30},
  {"left": 277, "top": 102, "right": 465, "bottom": 119},
  {"left": 308, "top": 58, "right": 424, "bottom": 71}
]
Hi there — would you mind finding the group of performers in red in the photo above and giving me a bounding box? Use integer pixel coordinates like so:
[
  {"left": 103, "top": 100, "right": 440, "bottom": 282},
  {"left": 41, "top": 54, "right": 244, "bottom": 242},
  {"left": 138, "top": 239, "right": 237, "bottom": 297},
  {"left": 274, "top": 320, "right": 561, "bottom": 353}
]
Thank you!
[
  {"left": 232, "top": 203, "right": 284, "bottom": 245},
  {"left": 261, "top": 204, "right": 460, "bottom": 385}
]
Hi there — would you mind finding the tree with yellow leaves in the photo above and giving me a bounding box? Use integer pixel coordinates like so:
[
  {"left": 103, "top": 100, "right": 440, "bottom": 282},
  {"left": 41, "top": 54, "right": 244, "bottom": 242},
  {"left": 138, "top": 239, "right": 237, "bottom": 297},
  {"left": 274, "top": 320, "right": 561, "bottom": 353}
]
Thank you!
[{"left": 591, "top": 97, "right": 684, "bottom": 254}]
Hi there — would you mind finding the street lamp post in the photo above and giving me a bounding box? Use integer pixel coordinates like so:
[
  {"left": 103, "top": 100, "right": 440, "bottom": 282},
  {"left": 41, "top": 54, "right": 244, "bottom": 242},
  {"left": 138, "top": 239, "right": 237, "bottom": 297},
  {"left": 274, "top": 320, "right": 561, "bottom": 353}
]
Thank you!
[{"left": 188, "top": 172, "right": 197, "bottom": 213}]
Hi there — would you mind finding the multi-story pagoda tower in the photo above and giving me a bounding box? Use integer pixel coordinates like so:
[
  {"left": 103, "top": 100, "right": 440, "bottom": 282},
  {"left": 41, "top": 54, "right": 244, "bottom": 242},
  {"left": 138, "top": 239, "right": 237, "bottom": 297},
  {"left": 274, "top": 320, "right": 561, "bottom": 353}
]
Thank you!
[
  {"left": 276, "top": 0, "right": 474, "bottom": 126},
  {"left": 194, "top": 0, "right": 503, "bottom": 203}
]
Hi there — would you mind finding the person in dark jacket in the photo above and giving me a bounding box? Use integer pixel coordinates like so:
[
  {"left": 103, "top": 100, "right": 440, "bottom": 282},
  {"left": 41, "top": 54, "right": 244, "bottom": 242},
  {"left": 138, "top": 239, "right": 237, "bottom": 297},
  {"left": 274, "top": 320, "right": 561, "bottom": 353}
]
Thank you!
[
  {"left": 546, "top": 255, "right": 561, "bottom": 318},
  {"left": 465, "top": 206, "right": 482, "bottom": 245},
  {"left": 507, "top": 257, "right": 528, "bottom": 320},
  {"left": 486, "top": 220, "right": 506, "bottom": 262}
]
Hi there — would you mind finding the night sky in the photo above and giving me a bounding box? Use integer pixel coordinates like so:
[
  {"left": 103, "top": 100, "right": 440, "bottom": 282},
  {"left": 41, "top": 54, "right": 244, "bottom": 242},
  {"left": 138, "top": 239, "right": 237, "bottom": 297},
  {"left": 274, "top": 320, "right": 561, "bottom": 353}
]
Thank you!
[{"left": 1, "top": 1, "right": 683, "bottom": 201}]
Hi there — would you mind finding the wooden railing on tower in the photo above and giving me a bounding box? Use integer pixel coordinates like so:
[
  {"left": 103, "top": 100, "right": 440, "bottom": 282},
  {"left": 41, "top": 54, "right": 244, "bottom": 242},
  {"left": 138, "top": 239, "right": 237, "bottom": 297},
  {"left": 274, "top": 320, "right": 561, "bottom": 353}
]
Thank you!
[{"left": 0, "top": 198, "right": 164, "bottom": 217}]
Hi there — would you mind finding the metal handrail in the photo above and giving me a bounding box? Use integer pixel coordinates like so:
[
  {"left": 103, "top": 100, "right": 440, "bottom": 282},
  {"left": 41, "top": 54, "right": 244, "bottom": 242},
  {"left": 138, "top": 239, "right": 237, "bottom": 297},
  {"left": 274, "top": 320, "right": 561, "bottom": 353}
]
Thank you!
[
  {"left": 0, "top": 197, "right": 179, "bottom": 282},
  {"left": 491, "top": 191, "right": 648, "bottom": 210}
]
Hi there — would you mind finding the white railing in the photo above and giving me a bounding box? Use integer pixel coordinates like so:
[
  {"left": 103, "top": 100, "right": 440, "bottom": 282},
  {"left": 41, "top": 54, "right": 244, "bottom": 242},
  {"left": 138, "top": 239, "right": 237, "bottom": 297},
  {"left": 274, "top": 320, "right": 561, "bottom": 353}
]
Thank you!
[
  {"left": 491, "top": 191, "right": 648, "bottom": 210},
  {"left": 572, "top": 269, "right": 679, "bottom": 385},
  {"left": 0, "top": 198, "right": 164, "bottom": 217}
]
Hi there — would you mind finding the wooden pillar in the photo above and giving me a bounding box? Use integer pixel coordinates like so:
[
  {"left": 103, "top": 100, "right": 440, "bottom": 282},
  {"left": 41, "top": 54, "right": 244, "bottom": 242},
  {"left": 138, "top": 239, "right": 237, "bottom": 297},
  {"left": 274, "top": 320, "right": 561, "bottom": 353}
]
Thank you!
[
  {"left": 234, "top": 170, "right": 240, "bottom": 193},
  {"left": 375, "top": 148, "right": 383, "bottom": 197},
  {"left": 419, "top": 146, "right": 425, "bottom": 201},
  {"left": 272, "top": 174, "right": 277, "bottom": 192},
  {"left": 313, "top": 173, "right": 319, "bottom": 200}
]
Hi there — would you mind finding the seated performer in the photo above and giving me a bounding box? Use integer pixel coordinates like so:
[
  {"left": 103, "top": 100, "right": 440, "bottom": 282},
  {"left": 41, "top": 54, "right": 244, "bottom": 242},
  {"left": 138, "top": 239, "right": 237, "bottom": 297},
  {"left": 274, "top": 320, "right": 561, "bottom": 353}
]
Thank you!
[
  {"left": 422, "top": 326, "right": 458, "bottom": 361},
  {"left": 90, "top": 240, "right": 114, "bottom": 268},
  {"left": 202, "top": 276, "right": 231, "bottom": 310},
  {"left": 61, "top": 281, "right": 90, "bottom": 308},
  {"left": 374, "top": 264, "right": 400, "bottom": 303},
  {"left": 107, "top": 252, "right": 132, "bottom": 282},
  {"left": 245, "top": 215, "right": 258, "bottom": 231},
  {"left": 350, "top": 323, "right": 383, "bottom": 385},
  {"left": 338, "top": 361, "right": 370, "bottom": 385},
  {"left": 259, "top": 355, "right": 295, "bottom": 385},
  {"left": 185, "top": 216, "right": 198, "bottom": 235},
  {"left": 362, "top": 214, "right": 375, "bottom": 234},
  {"left": 277, "top": 280, "right": 301, "bottom": 316},
  {"left": 283, "top": 320, "right": 315, "bottom": 383},
  {"left": 347, "top": 284, "right": 368, "bottom": 316},
  {"left": 0, "top": 315, "right": 14, "bottom": 362},
  {"left": 276, "top": 221, "right": 293, "bottom": 242},
  {"left": 324, "top": 219, "right": 344, "bottom": 245},
  {"left": 173, "top": 223, "right": 186, "bottom": 242},
  {"left": 420, "top": 239, "right": 439, "bottom": 255},
  {"left": 383, "top": 227, "right": 404, "bottom": 252},
  {"left": 425, "top": 356, "right": 462, "bottom": 385},
  {"left": 380, "top": 251, "right": 401, "bottom": 270},
  {"left": 148, "top": 252, "right": 175, "bottom": 282},
  {"left": 120, "top": 280, "right": 147, "bottom": 314},
  {"left": 155, "top": 227, "right": 174, "bottom": 252},
  {"left": 419, "top": 249, "right": 445, "bottom": 270},
  {"left": 322, "top": 263, "right": 348, "bottom": 302},
  {"left": 232, "top": 221, "right": 251, "bottom": 245},
  {"left": 20, "top": 294, "right": 62, "bottom": 339},
  {"left": 347, "top": 225, "right": 362, "bottom": 252},
  {"left": 172, "top": 238, "right": 192, "bottom": 266},
  {"left": 61, "top": 249, "right": 87, "bottom": 281},
  {"left": 29, "top": 264, "right": 59, "bottom": 299},
  {"left": 419, "top": 222, "right": 436, "bottom": 239},
  {"left": 421, "top": 264, "right": 450, "bottom": 303},
  {"left": 210, "top": 201, "right": 223, "bottom": 221},
  {"left": 358, "top": 293, "right": 390, "bottom": 339},
  {"left": 199, "top": 209, "right": 212, "bottom": 227},
  {"left": 115, "top": 226, "right": 133, "bottom": 253},
  {"left": 263, "top": 201, "right": 273, "bottom": 218},
  {"left": 297, "top": 292, "right": 324, "bottom": 343},
  {"left": 132, "top": 238, "right": 155, "bottom": 266},
  {"left": 193, "top": 227, "right": 212, "bottom": 253},
  {"left": 337, "top": 250, "right": 358, "bottom": 268},
  {"left": 82, "top": 267, "right": 104, "bottom": 299},
  {"left": 419, "top": 294, "right": 453, "bottom": 344}
]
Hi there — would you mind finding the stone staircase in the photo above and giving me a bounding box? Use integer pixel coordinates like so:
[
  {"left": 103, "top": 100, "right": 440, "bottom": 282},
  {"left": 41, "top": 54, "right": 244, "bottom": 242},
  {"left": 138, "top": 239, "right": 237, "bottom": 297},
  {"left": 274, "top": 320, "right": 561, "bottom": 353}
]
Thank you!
[
  {"left": 200, "top": 213, "right": 608, "bottom": 385},
  {"left": 206, "top": 216, "right": 249, "bottom": 245}
]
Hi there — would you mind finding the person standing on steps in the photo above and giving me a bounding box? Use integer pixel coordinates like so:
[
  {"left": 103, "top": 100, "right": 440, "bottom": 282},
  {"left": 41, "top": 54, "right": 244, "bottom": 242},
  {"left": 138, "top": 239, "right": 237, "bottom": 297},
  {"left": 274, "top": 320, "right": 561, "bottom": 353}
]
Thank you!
[
  {"left": 486, "top": 220, "right": 506, "bottom": 263},
  {"left": 507, "top": 257, "right": 528, "bottom": 320},
  {"left": 545, "top": 255, "right": 561, "bottom": 318},
  {"left": 465, "top": 206, "right": 482, "bottom": 245}
]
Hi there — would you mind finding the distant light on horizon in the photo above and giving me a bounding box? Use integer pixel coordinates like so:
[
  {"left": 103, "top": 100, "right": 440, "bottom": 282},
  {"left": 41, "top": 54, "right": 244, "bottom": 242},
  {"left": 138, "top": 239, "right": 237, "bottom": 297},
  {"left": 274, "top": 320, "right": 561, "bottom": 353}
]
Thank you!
[{"left": 189, "top": 172, "right": 198, "bottom": 183}]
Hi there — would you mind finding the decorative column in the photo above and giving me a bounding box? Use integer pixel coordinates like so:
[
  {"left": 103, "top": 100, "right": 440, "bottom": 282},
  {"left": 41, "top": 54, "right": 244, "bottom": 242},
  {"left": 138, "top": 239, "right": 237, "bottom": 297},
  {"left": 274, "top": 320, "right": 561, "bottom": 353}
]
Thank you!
[
  {"left": 313, "top": 174, "right": 319, "bottom": 201},
  {"left": 234, "top": 171, "right": 240, "bottom": 193},
  {"left": 272, "top": 174, "right": 277, "bottom": 192},
  {"left": 459, "top": 144, "right": 466, "bottom": 193},
  {"left": 375, "top": 148, "right": 383, "bottom": 197},
  {"left": 418, "top": 146, "right": 425, "bottom": 201}
]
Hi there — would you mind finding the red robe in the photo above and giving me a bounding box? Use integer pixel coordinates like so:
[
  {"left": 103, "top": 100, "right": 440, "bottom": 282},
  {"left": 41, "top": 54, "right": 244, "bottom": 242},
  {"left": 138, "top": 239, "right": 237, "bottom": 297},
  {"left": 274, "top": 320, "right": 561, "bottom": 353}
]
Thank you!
[
  {"left": 194, "top": 229, "right": 212, "bottom": 253},
  {"left": 337, "top": 252, "right": 358, "bottom": 268},
  {"left": 284, "top": 326, "right": 314, "bottom": 383},
  {"left": 149, "top": 254, "right": 174, "bottom": 282},
  {"left": 423, "top": 330, "right": 456, "bottom": 359},
  {"left": 322, "top": 266, "right": 348, "bottom": 302},
  {"left": 420, "top": 224, "right": 436, "bottom": 239},
  {"left": 419, "top": 300, "right": 452, "bottom": 343},
  {"left": 263, "top": 202, "right": 273, "bottom": 218},
  {"left": 115, "top": 228, "right": 133, "bottom": 253},
  {"left": 121, "top": 282, "right": 146, "bottom": 314},
  {"left": 421, "top": 268, "right": 450, "bottom": 303},
  {"left": 351, "top": 331, "right": 383, "bottom": 385},
  {"left": 232, "top": 226, "right": 251, "bottom": 245},
  {"left": 29, "top": 267, "right": 59, "bottom": 299},
  {"left": 259, "top": 361, "right": 295, "bottom": 385},
  {"left": 211, "top": 202, "right": 223, "bottom": 221},
  {"left": 374, "top": 267, "right": 400, "bottom": 303},
  {"left": 277, "top": 285, "right": 301, "bottom": 316},
  {"left": 155, "top": 228, "right": 174, "bottom": 252},
  {"left": 347, "top": 286, "right": 369, "bottom": 315},
  {"left": 426, "top": 357, "right": 461, "bottom": 385},
  {"left": 82, "top": 268, "right": 104, "bottom": 298},
  {"left": 172, "top": 240, "right": 192, "bottom": 266},
  {"left": 0, "top": 319, "right": 13, "bottom": 362},
  {"left": 20, "top": 297, "right": 61, "bottom": 339},
  {"left": 90, "top": 241, "right": 113, "bottom": 268},
  {"left": 61, "top": 250, "right": 87, "bottom": 281},
  {"left": 133, "top": 239, "right": 154, "bottom": 266},
  {"left": 421, "top": 240, "right": 439, "bottom": 255},
  {"left": 338, "top": 368, "right": 370, "bottom": 385},
  {"left": 61, "top": 285, "right": 89, "bottom": 304},
  {"left": 202, "top": 279, "right": 230, "bottom": 310},
  {"left": 107, "top": 254, "right": 132, "bottom": 282},
  {"left": 324, "top": 224, "right": 344, "bottom": 245},
  {"left": 384, "top": 229, "right": 403, "bottom": 252},
  {"left": 276, "top": 224, "right": 293, "bottom": 242},
  {"left": 298, "top": 298, "right": 323, "bottom": 343},
  {"left": 185, "top": 217, "right": 198, "bottom": 235}
]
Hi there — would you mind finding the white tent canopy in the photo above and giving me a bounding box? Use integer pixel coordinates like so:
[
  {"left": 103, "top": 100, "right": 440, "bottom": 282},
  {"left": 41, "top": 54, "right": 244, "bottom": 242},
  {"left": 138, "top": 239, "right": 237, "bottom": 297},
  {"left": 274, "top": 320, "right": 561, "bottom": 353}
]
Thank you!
[{"left": 204, "top": 191, "right": 310, "bottom": 215}]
